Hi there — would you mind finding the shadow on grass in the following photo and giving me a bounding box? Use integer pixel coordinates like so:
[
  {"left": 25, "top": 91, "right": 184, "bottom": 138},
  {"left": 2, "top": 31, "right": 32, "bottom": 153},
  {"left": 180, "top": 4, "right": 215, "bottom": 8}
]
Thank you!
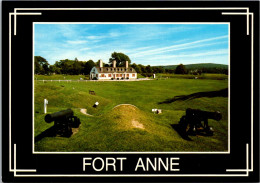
[
  {"left": 158, "top": 88, "right": 228, "bottom": 104},
  {"left": 171, "top": 124, "right": 192, "bottom": 141},
  {"left": 34, "top": 126, "right": 67, "bottom": 143}
]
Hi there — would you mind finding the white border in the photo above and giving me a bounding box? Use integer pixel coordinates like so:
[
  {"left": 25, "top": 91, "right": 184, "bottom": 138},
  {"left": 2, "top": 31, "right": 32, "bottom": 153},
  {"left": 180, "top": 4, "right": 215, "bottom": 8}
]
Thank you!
[
  {"left": 8, "top": 7, "right": 254, "bottom": 177},
  {"left": 32, "top": 22, "right": 230, "bottom": 154}
]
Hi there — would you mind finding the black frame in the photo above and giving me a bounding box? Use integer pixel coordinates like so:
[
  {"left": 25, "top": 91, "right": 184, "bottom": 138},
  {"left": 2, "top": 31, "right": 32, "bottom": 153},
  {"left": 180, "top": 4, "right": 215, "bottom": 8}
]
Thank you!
[{"left": 2, "top": 1, "right": 259, "bottom": 182}]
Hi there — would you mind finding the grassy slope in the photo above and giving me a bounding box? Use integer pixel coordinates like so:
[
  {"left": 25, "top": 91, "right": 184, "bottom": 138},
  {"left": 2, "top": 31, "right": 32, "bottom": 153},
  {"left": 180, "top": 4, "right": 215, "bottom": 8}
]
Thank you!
[{"left": 34, "top": 77, "right": 228, "bottom": 152}]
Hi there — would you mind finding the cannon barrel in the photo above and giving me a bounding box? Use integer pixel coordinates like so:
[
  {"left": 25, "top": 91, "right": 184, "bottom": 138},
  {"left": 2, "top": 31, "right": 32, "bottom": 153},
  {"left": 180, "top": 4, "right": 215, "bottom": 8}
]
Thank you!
[
  {"left": 45, "top": 109, "right": 74, "bottom": 123},
  {"left": 186, "top": 108, "right": 222, "bottom": 121}
]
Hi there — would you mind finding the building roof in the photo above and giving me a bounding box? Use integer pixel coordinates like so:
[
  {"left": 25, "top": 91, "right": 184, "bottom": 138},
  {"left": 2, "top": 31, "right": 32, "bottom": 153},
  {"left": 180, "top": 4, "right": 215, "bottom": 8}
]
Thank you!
[{"left": 94, "top": 67, "right": 137, "bottom": 73}]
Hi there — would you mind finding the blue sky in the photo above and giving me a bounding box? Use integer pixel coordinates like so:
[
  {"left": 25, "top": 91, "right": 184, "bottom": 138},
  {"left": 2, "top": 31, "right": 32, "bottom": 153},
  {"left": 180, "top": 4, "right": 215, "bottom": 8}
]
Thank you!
[{"left": 34, "top": 23, "right": 229, "bottom": 66}]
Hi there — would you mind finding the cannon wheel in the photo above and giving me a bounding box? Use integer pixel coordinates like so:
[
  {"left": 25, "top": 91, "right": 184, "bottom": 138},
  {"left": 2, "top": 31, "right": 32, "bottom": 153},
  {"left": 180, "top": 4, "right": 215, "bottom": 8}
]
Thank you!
[
  {"left": 64, "top": 126, "right": 72, "bottom": 137},
  {"left": 205, "top": 126, "right": 214, "bottom": 136},
  {"left": 179, "top": 116, "right": 192, "bottom": 135}
]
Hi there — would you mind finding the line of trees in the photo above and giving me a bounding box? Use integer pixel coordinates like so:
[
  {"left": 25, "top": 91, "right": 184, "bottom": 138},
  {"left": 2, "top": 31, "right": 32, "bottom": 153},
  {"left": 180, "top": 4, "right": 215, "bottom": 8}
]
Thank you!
[
  {"left": 34, "top": 52, "right": 228, "bottom": 76},
  {"left": 34, "top": 56, "right": 96, "bottom": 75},
  {"left": 34, "top": 56, "right": 167, "bottom": 76}
]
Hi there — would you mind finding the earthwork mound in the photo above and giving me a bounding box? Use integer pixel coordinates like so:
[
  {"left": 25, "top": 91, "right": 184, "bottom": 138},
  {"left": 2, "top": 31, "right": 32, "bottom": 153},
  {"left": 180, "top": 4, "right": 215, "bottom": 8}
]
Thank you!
[{"left": 108, "top": 104, "right": 146, "bottom": 130}]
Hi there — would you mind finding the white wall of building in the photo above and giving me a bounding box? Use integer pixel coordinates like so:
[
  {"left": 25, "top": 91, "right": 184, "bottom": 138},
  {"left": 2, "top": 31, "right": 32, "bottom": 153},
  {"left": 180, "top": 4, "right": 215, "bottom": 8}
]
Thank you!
[{"left": 90, "top": 67, "right": 137, "bottom": 80}]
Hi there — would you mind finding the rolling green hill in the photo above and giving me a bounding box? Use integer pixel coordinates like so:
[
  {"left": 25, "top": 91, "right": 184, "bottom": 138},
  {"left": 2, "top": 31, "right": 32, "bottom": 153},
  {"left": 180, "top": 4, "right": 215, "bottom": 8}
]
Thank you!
[
  {"left": 155, "top": 63, "right": 228, "bottom": 70},
  {"left": 34, "top": 76, "right": 228, "bottom": 152}
]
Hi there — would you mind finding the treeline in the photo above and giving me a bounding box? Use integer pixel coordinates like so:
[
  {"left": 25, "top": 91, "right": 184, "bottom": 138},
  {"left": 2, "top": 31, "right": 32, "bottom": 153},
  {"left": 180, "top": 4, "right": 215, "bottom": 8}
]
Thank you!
[
  {"left": 34, "top": 56, "right": 167, "bottom": 76},
  {"left": 165, "top": 64, "right": 228, "bottom": 75},
  {"left": 131, "top": 63, "right": 165, "bottom": 77},
  {"left": 35, "top": 56, "right": 96, "bottom": 75},
  {"left": 35, "top": 55, "right": 228, "bottom": 76}
]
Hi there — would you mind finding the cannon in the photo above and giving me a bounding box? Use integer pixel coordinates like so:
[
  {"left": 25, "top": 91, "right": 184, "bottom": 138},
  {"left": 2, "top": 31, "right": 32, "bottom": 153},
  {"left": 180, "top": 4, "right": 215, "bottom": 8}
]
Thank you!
[
  {"left": 45, "top": 109, "right": 81, "bottom": 137},
  {"left": 179, "top": 108, "right": 222, "bottom": 136}
]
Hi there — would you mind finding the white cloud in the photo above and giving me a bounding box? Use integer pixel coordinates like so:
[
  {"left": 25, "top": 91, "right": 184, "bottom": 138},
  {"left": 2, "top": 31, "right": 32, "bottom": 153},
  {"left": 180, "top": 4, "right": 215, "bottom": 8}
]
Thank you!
[
  {"left": 130, "top": 35, "right": 228, "bottom": 57},
  {"left": 66, "top": 40, "right": 87, "bottom": 44},
  {"left": 79, "top": 47, "right": 91, "bottom": 51},
  {"left": 86, "top": 35, "right": 107, "bottom": 40}
]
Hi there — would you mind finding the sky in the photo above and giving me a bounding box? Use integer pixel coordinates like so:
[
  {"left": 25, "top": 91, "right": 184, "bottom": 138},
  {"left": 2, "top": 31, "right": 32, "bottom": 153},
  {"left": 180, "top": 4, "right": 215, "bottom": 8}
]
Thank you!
[{"left": 34, "top": 23, "right": 229, "bottom": 66}]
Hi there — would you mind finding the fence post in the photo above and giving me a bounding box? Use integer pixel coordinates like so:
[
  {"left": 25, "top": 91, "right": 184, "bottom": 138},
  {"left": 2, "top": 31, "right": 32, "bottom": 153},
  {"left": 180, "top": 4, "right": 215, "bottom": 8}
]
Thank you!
[{"left": 44, "top": 99, "right": 48, "bottom": 114}]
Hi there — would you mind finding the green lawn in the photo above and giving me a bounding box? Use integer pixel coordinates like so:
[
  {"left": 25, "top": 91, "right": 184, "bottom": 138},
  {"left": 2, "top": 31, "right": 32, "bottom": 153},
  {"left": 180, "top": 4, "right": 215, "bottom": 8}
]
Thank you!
[{"left": 34, "top": 75, "right": 228, "bottom": 152}]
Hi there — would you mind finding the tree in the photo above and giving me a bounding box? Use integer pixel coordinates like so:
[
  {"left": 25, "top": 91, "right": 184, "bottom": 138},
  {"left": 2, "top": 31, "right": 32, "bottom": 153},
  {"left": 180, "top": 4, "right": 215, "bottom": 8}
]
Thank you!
[
  {"left": 109, "top": 52, "right": 131, "bottom": 66},
  {"left": 72, "top": 60, "right": 82, "bottom": 75},
  {"left": 49, "top": 65, "right": 61, "bottom": 74},
  {"left": 84, "top": 60, "right": 96, "bottom": 74},
  {"left": 175, "top": 64, "right": 186, "bottom": 74},
  {"left": 131, "top": 63, "right": 141, "bottom": 73},
  {"left": 145, "top": 65, "right": 153, "bottom": 73},
  {"left": 56, "top": 59, "right": 73, "bottom": 74},
  {"left": 34, "top": 56, "right": 49, "bottom": 74}
]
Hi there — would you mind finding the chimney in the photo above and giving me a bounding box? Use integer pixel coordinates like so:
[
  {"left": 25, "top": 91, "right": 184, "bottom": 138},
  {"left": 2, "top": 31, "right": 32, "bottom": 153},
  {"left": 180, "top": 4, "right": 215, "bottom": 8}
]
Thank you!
[
  {"left": 113, "top": 60, "right": 116, "bottom": 68},
  {"left": 99, "top": 60, "right": 103, "bottom": 68},
  {"left": 125, "top": 61, "right": 128, "bottom": 69}
]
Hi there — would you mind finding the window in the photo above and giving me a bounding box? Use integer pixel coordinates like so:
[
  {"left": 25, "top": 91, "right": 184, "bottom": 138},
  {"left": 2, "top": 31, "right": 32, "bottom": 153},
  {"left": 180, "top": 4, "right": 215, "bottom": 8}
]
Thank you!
[
  {"left": 120, "top": 74, "right": 122, "bottom": 77},
  {"left": 108, "top": 74, "right": 112, "bottom": 77},
  {"left": 126, "top": 74, "right": 129, "bottom": 77},
  {"left": 116, "top": 74, "right": 119, "bottom": 77},
  {"left": 132, "top": 74, "right": 135, "bottom": 77},
  {"left": 96, "top": 74, "right": 98, "bottom": 77}
]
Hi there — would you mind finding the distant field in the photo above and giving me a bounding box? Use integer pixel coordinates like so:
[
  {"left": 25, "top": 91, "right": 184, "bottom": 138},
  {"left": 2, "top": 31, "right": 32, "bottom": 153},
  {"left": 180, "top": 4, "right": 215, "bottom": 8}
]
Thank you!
[{"left": 34, "top": 75, "right": 228, "bottom": 152}]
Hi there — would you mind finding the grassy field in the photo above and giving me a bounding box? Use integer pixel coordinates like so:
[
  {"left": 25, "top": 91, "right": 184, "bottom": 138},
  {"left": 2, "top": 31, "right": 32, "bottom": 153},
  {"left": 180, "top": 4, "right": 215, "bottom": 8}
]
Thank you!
[{"left": 34, "top": 75, "right": 228, "bottom": 152}]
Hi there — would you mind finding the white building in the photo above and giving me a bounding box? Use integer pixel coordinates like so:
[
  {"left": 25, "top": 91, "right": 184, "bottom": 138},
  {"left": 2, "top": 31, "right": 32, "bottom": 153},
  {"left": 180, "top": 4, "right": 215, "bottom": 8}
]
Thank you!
[{"left": 90, "top": 60, "right": 137, "bottom": 80}]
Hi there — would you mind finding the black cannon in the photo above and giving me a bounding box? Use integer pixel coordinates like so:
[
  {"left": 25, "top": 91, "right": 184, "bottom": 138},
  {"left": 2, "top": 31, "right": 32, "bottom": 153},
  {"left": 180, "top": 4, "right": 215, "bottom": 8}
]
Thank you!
[
  {"left": 179, "top": 108, "right": 222, "bottom": 136},
  {"left": 45, "top": 109, "right": 80, "bottom": 137}
]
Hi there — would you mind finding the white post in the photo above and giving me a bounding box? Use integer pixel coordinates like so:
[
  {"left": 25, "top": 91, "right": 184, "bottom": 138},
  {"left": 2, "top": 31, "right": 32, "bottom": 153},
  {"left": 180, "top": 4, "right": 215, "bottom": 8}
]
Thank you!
[{"left": 44, "top": 99, "right": 48, "bottom": 114}]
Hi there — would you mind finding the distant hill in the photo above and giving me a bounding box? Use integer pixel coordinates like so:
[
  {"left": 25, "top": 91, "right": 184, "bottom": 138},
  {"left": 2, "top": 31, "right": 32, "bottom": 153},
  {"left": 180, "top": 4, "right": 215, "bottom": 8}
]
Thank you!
[{"left": 154, "top": 63, "right": 228, "bottom": 70}]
